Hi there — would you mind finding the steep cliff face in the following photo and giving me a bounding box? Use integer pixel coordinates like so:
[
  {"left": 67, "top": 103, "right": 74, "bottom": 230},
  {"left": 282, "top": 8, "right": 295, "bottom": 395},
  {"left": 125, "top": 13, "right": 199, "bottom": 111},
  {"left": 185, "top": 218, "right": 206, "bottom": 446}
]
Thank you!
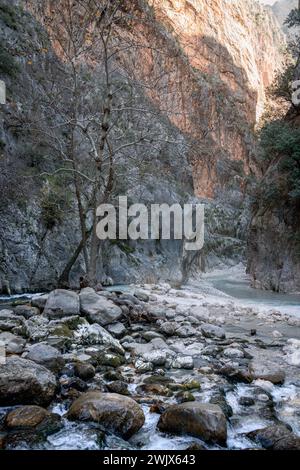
[
  {"left": 0, "top": 0, "right": 285, "bottom": 292},
  {"left": 271, "top": 0, "right": 298, "bottom": 32},
  {"left": 144, "top": 0, "right": 285, "bottom": 197}
]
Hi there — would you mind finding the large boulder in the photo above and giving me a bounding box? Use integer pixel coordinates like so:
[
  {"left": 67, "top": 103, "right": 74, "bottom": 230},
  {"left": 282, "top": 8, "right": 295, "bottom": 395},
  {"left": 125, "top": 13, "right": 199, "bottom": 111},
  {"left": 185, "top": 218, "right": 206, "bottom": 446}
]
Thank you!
[
  {"left": 201, "top": 324, "right": 226, "bottom": 340},
  {"left": 5, "top": 405, "right": 61, "bottom": 434},
  {"left": 0, "top": 310, "right": 25, "bottom": 332},
  {"left": 158, "top": 402, "right": 227, "bottom": 445},
  {"left": 25, "top": 343, "right": 65, "bottom": 373},
  {"left": 44, "top": 290, "right": 80, "bottom": 319},
  {"left": 0, "top": 357, "right": 57, "bottom": 406},
  {"left": 4, "top": 405, "right": 62, "bottom": 448},
  {"left": 31, "top": 294, "right": 49, "bottom": 310},
  {"left": 14, "top": 305, "right": 40, "bottom": 319},
  {"left": 79, "top": 288, "right": 122, "bottom": 326},
  {"left": 67, "top": 391, "right": 145, "bottom": 439},
  {"left": 248, "top": 424, "right": 300, "bottom": 450},
  {"left": 249, "top": 361, "right": 285, "bottom": 384},
  {"left": 0, "top": 332, "right": 26, "bottom": 354},
  {"left": 74, "top": 323, "right": 124, "bottom": 355}
]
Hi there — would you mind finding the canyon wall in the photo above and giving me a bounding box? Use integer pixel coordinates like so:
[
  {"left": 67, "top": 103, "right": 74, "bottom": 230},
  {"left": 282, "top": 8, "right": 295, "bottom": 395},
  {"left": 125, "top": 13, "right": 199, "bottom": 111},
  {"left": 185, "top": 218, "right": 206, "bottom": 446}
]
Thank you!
[{"left": 0, "top": 0, "right": 285, "bottom": 292}]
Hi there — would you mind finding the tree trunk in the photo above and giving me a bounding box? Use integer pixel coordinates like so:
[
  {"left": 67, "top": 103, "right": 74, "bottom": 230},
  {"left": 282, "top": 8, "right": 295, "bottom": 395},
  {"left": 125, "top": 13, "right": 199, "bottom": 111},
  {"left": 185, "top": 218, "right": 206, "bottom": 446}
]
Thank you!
[{"left": 58, "top": 230, "right": 91, "bottom": 288}]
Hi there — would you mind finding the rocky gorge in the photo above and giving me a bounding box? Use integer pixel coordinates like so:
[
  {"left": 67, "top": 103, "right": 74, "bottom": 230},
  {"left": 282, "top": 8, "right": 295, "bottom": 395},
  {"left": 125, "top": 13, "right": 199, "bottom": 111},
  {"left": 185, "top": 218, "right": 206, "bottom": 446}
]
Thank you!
[
  {"left": 0, "top": 0, "right": 300, "bottom": 454},
  {"left": 0, "top": 282, "right": 300, "bottom": 450}
]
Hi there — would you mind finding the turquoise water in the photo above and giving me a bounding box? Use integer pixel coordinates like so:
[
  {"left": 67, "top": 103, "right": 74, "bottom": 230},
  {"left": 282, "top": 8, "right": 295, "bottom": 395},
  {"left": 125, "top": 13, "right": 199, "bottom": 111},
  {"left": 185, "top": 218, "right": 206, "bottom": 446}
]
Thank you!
[{"left": 204, "top": 271, "right": 300, "bottom": 316}]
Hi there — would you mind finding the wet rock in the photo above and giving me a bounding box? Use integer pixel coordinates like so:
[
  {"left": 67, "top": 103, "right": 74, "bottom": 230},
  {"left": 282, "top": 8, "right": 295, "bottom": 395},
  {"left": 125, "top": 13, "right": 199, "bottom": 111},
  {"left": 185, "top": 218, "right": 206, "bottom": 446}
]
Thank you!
[
  {"left": 142, "top": 350, "right": 167, "bottom": 366},
  {"left": 5, "top": 405, "right": 62, "bottom": 436},
  {"left": 201, "top": 324, "right": 226, "bottom": 340},
  {"left": 249, "top": 361, "right": 285, "bottom": 384},
  {"left": 137, "top": 383, "right": 172, "bottom": 397},
  {"left": 31, "top": 295, "right": 49, "bottom": 310},
  {"left": 107, "top": 322, "right": 126, "bottom": 338},
  {"left": 159, "top": 322, "right": 178, "bottom": 336},
  {"left": 67, "top": 391, "right": 145, "bottom": 439},
  {"left": 0, "top": 310, "right": 24, "bottom": 332},
  {"left": 44, "top": 290, "right": 80, "bottom": 319},
  {"left": 223, "top": 348, "right": 244, "bottom": 359},
  {"left": 172, "top": 356, "right": 194, "bottom": 369},
  {"left": 248, "top": 424, "right": 300, "bottom": 450},
  {"left": 4, "top": 406, "right": 62, "bottom": 449},
  {"left": 26, "top": 344, "right": 65, "bottom": 373},
  {"left": 186, "top": 442, "right": 206, "bottom": 450},
  {"left": 0, "top": 332, "right": 26, "bottom": 354},
  {"left": 210, "top": 392, "right": 233, "bottom": 418},
  {"left": 98, "top": 353, "right": 124, "bottom": 368},
  {"left": 60, "top": 376, "right": 88, "bottom": 393},
  {"left": 219, "top": 365, "right": 252, "bottom": 383},
  {"left": 175, "top": 324, "right": 198, "bottom": 338},
  {"left": 106, "top": 381, "right": 129, "bottom": 395},
  {"left": 134, "top": 290, "right": 150, "bottom": 302},
  {"left": 74, "top": 362, "right": 95, "bottom": 381},
  {"left": 0, "top": 357, "right": 57, "bottom": 406},
  {"left": 14, "top": 305, "right": 40, "bottom": 319},
  {"left": 134, "top": 359, "right": 153, "bottom": 373},
  {"left": 80, "top": 288, "right": 122, "bottom": 326},
  {"left": 158, "top": 402, "right": 227, "bottom": 445},
  {"left": 239, "top": 396, "right": 255, "bottom": 407},
  {"left": 24, "top": 316, "right": 50, "bottom": 342},
  {"left": 176, "top": 391, "right": 195, "bottom": 403},
  {"left": 103, "top": 370, "right": 124, "bottom": 382},
  {"left": 75, "top": 324, "right": 124, "bottom": 355},
  {"left": 142, "top": 331, "right": 164, "bottom": 341}
]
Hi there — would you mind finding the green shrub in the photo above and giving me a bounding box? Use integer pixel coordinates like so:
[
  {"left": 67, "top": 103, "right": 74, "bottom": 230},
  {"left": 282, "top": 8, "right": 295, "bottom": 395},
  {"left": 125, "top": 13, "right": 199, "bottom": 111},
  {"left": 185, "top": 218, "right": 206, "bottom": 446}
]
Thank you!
[
  {"left": 40, "top": 178, "right": 72, "bottom": 229},
  {"left": 0, "top": 3, "right": 19, "bottom": 30},
  {"left": 258, "top": 121, "right": 300, "bottom": 204},
  {"left": 0, "top": 44, "right": 20, "bottom": 77}
]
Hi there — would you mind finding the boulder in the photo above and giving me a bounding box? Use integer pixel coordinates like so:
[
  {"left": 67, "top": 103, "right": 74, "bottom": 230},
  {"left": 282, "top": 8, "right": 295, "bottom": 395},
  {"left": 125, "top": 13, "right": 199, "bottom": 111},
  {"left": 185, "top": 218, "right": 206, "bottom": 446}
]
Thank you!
[
  {"left": 172, "top": 356, "right": 194, "bottom": 370},
  {"left": 44, "top": 290, "right": 80, "bottom": 319},
  {"left": 0, "top": 310, "right": 24, "bottom": 332},
  {"left": 24, "top": 316, "right": 50, "bottom": 342},
  {"left": 74, "top": 362, "right": 95, "bottom": 381},
  {"left": 14, "top": 305, "right": 40, "bottom": 319},
  {"left": 26, "top": 343, "right": 65, "bottom": 373},
  {"left": 67, "top": 391, "right": 145, "bottom": 439},
  {"left": 5, "top": 405, "right": 61, "bottom": 433},
  {"left": 223, "top": 348, "right": 244, "bottom": 359},
  {"left": 0, "top": 357, "right": 57, "bottom": 406},
  {"left": 0, "top": 332, "right": 26, "bottom": 354},
  {"left": 134, "top": 290, "right": 150, "bottom": 302},
  {"left": 4, "top": 406, "right": 62, "bottom": 448},
  {"left": 31, "top": 295, "right": 49, "bottom": 310},
  {"left": 80, "top": 288, "right": 122, "bottom": 326},
  {"left": 107, "top": 322, "right": 126, "bottom": 338},
  {"left": 74, "top": 324, "right": 124, "bottom": 355},
  {"left": 201, "top": 324, "right": 226, "bottom": 340},
  {"left": 249, "top": 361, "right": 285, "bottom": 384},
  {"left": 142, "top": 350, "right": 167, "bottom": 366},
  {"left": 158, "top": 402, "right": 227, "bottom": 445},
  {"left": 248, "top": 424, "right": 300, "bottom": 450}
]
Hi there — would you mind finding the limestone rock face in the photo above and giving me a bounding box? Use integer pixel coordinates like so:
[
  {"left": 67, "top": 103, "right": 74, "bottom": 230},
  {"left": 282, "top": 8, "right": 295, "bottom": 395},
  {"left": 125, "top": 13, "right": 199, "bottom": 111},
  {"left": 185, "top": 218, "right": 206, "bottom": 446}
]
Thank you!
[
  {"left": 145, "top": 0, "right": 284, "bottom": 197},
  {"left": 67, "top": 391, "right": 145, "bottom": 439}
]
